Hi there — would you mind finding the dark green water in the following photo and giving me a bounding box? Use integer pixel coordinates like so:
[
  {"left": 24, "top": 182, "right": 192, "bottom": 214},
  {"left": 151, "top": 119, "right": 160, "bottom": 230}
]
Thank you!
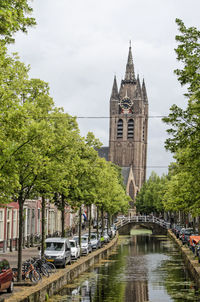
[{"left": 49, "top": 231, "right": 200, "bottom": 302}]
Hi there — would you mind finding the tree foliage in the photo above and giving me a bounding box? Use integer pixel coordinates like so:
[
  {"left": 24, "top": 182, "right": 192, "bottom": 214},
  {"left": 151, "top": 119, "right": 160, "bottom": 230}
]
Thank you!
[
  {"left": 135, "top": 172, "right": 166, "bottom": 215},
  {"left": 0, "top": 0, "right": 36, "bottom": 43},
  {"left": 162, "top": 19, "right": 200, "bottom": 217}
]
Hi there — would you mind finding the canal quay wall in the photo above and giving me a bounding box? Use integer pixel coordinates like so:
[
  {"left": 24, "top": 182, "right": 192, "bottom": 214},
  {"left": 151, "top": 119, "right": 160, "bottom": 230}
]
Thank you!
[
  {"left": 168, "top": 230, "right": 200, "bottom": 287},
  {"left": 5, "top": 236, "right": 118, "bottom": 302}
]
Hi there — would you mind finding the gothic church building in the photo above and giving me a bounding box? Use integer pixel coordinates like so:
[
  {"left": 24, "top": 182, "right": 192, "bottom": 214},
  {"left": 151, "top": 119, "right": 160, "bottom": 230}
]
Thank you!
[{"left": 98, "top": 45, "right": 148, "bottom": 212}]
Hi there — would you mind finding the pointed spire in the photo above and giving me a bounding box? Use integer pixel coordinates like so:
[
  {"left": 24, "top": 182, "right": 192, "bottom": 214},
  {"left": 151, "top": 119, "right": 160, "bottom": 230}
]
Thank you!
[
  {"left": 142, "top": 78, "right": 148, "bottom": 102},
  {"left": 110, "top": 75, "right": 119, "bottom": 100},
  {"left": 124, "top": 43, "right": 135, "bottom": 82},
  {"left": 137, "top": 74, "right": 142, "bottom": 97}
]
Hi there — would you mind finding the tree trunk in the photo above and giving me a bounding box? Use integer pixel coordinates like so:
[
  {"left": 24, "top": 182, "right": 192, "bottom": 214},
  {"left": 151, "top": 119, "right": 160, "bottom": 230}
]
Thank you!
[
  {"left": 41, "top": 196, "right": 46, "bottom": 258},
  {"left": 101, "top": 208, "right": 104, "bottom": 236},
  {"left": 61, "top": 194, "right": 65, "bottom": 237},
  {"left": 96, "top": 206, "right": 99, "bottom": 238},
  {"left": 17, "top": 193, "right": 24, "bottom": 282},
  {"left": 79, "top": 206, "right": 82, "bottom": 247},
  {"left": 107, "top": 212, "right": 110, "bottom": 234},
  {"left": 198, "top": 217, "right": 200, "bottom": 234},
  {"left": 88, "top": 204, "right": 91, "bottom": 241}
]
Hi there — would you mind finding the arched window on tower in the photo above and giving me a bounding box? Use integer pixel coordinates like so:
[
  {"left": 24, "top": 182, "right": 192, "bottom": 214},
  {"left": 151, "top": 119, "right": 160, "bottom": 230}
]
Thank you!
[
  {"left": 117, "top": 119, "right": 123, "bottom": 139},
  {"left": 127, "top": 119, "right": 134, "bottom": 139}
]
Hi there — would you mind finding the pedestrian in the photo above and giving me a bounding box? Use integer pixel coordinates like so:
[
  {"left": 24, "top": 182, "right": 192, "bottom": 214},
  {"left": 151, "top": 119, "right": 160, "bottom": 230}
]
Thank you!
[{"left": 191, "top": 240, "right": 196, "bottom": 254}]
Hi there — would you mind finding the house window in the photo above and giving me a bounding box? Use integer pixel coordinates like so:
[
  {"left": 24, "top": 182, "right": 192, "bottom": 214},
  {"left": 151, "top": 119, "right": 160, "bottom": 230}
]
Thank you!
[
  {"left": 127, "top": 119, "right": 134, "bottom": 139},
  {"left": 0, "top": 210, "right": 4, "bottom": 241},
  {"left": 6, "top": 209, "right": 11, "bottom": 240},
  {"left": 117, "top": 119, "right": 123, "bottom": 139}
]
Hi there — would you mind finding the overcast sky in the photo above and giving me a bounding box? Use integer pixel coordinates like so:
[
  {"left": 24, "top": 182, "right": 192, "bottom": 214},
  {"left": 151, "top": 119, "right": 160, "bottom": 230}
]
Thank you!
[{"left": 9, "top": 0, "right": 200, "bottom": 178}]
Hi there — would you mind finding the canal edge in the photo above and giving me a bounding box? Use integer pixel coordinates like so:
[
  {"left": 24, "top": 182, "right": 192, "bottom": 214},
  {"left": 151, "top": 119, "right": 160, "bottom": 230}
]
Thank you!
[
  {"left": 4, "top": 235, "right": 119, "bottom": 302},
  {"left": 168, "top": 230, "right": 200, "bottom": 287}
]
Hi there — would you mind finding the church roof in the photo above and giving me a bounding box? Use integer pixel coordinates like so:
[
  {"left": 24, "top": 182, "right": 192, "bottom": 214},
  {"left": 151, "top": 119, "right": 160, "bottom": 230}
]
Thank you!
[
  {"left": 96, "top": 147, "right": 109, "bottom": 161},
  {"left": 121, "top": 166, "right": 131, "bottom": 186}
]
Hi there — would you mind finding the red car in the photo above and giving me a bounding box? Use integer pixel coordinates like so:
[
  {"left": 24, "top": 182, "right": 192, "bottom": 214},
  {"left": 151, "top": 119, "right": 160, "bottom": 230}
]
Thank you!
[{"left": 0, "top": 259, "right": 13, "bottom": 293}]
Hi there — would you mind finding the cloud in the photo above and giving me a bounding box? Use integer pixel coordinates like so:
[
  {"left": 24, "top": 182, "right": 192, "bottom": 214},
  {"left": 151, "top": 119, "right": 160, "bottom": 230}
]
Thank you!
[{"left": 8, "top": 0, "right": 200, "bottom": 178}]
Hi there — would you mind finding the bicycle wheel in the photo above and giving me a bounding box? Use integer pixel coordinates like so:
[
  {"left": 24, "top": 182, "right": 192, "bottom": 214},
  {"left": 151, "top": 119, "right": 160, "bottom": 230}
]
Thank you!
[
  {"left": 40, "top": 266, "right": 49, "bottom": 277},
  {"left": 43, "top": 263, "right": 53, "bottom": 275},
  {"left": 29, "top": 269, "right": 41, "bottom": 283},
  {"left": 45, "top": 262, "right": 56, "bottom": 274}
]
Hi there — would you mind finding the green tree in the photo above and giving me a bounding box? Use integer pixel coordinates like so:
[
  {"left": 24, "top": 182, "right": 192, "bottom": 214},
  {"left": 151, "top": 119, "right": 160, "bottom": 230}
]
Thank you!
[
  {"left": 136, "top": 172, "right": 166, "bottom": 215},
  {"left": 0, "top": 0, "right": 36, "bottom": 43},
  {"left": 162, "top": 19, "right": 200, "bottom": 219}
]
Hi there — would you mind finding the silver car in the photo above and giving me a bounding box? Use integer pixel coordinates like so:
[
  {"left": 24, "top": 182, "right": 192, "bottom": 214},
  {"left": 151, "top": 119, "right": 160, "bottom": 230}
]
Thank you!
[
  {"left": 69, "top": 239, "right": 81, "bottom": 260},
  {"left": 44, "top": 237, "right": 71, "bottom": 268},
  {"left": 81, "top": 236, "right": 92, "bottom": 255},
  {"left": 84, "top": 233, "right": 101, "bottom": 250}
]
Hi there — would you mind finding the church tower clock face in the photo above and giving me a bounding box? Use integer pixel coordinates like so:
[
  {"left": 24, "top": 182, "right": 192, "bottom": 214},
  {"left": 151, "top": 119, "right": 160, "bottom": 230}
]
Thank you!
[{"left": 119, "top": 96, "right": 133, "bottom": 113}]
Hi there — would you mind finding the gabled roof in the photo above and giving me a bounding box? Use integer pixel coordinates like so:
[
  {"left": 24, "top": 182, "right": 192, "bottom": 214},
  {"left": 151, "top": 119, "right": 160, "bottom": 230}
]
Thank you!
[
  {"left": 121, "top": 166, "right": 131, "bottom": 186},
  {"left": 96, "top": 147, "right": 109, "bottom": 161}
]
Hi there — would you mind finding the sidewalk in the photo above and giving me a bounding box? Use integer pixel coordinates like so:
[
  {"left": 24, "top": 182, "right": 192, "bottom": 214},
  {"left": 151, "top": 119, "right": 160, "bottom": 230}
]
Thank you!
[{"left": 0, "top": 247, "right": 39, "bottom": 268}]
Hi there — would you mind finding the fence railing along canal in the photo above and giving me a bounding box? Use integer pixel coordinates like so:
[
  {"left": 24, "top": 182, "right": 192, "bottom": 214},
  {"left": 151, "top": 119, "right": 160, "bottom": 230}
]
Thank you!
[{"left": 115, "top": 215, "right": 171, "bottom": 230}]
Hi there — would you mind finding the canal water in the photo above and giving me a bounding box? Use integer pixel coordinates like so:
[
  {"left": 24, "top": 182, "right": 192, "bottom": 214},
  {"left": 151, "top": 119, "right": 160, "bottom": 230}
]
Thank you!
[{"left": 49, "top": 230, "right": 200, "bottom": 302}]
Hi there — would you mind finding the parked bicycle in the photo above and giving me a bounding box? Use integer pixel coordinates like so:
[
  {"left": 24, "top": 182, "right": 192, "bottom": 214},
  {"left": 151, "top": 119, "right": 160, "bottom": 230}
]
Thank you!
[
  {"left": 12, "top": 260, "right": 41, "bottom": 283},
  {"left": 31, "top": 256, "right": 56, "bottom": 276}
]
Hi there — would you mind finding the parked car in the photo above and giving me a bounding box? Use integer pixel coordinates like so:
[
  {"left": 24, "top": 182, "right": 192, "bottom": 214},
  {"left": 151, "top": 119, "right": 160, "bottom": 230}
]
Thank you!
[
  {"left": 69, "top": 239, "right": 80, "bottom": 260},
  {"left": 84, "top": 233, "right": 101, "bottom": 250},
  {"left": 110, "top": 225, "right": 117, "bottom": 238},
  {"left": 44, "top": 238, "right": 71, "bottom": 268},
  {"left": 186, "top": 233, "right": 199, "bottom": 247},
  {"left": 195, "top": 242, "right": 200, "bottom": 262},
  {"left": 181, "top": 228, "right": 194, "bottom": 245},
  {"left": 103, "top": 230, "right": 110, "bottom": 243},
  {"left": 81, "top": 236, "right": 92, "bottom": 255},
  {"left": 0, "top": 259, "right": 13, "bottom": 293},
  {"left": 189, "top": 235, "right": 200, "bottom": 253},
  {"left": 72, "top": 236, "right": 79, "bottom": 244},
  {"left": 93, "top": 220, "right": 102, "bottom": 229},
  {"left": 178, "top": 228, "right": 186, "bottom": 241},
  {"left": 173, "top": 225, "right": 184, "bottom": 238}
]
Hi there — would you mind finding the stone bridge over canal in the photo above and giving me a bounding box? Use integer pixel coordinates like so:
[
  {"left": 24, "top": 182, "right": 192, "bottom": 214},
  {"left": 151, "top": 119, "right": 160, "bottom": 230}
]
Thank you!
[{"left": 116, "top": 216, "right": 171, "bottom": 235}]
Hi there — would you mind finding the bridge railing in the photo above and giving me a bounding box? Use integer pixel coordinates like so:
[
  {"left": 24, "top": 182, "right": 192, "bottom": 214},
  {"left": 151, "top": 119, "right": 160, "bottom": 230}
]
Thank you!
[{"left": 115, "top": 216, "right": 171, "bottom": 230}]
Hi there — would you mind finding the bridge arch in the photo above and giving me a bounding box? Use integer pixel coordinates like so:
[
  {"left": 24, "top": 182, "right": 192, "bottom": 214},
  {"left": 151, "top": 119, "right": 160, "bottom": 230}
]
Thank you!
[{"left": 116, "top": 216, "right": 169, "bottom": 236}]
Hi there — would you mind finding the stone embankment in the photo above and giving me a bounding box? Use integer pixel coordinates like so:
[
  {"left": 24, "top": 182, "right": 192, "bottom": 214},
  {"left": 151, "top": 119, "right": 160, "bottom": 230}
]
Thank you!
[
  {"left": 4, "top": 235, "right": 118, "bottom": 302},
  {"left": 168, "top": 230, "right": 200, "bottom": 286}
]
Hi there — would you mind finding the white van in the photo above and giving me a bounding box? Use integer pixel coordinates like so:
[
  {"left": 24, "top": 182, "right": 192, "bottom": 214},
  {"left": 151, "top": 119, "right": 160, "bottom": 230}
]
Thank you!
[{"left": 44, "top": 238, "right": 71, "bottom": 268}]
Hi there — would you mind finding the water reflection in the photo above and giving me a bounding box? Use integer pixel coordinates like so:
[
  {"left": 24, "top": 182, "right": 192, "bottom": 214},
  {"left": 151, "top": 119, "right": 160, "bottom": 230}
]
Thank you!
[{"left": 49, "top": 230, "right": 200, "bottom": 302}]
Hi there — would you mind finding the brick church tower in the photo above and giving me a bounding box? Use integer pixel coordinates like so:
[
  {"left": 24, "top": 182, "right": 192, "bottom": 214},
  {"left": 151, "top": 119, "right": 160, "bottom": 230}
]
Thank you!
[{"left": 108, "top": 44, "right": 148, "bottom": 192}]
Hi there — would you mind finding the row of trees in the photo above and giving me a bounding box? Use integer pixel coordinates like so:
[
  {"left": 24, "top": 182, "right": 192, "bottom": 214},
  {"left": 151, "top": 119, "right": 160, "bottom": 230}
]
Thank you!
[
  {"left": 136, "top": 19, "right": 200, "bottom": 225},
  {"left": 0, "top": 1, "right": 130, "bottom": 281}
]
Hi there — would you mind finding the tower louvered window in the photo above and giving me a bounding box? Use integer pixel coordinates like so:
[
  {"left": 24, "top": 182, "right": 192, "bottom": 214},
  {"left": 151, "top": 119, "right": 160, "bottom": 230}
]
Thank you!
[
  {"left": 143, "top": 123, "right": 145, "bottom": 141},
  {"left": 127, "top": 119, "right": 134, "bottom": 139},
  {"left": 117, "top": 119, "right": 123, "bottom": 139}
]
